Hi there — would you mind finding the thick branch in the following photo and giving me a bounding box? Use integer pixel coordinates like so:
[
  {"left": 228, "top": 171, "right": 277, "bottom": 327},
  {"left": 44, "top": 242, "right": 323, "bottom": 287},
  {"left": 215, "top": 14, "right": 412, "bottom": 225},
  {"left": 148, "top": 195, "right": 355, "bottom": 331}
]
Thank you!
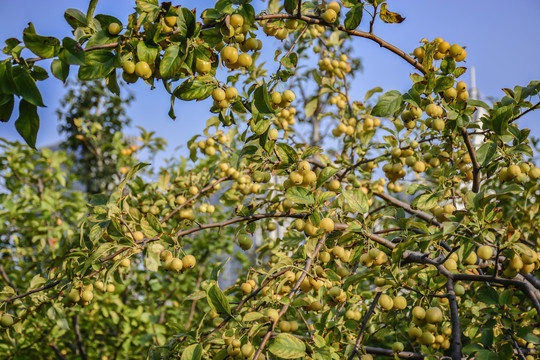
[
  {"left": 375, "top": 192, "right": 442, "bottom": 227},
  {"left": 460, "top": 127, "right": 481, "bottom": 193},
  {"left": 446, "top": 278, "right": 462, "bottom": 360}
]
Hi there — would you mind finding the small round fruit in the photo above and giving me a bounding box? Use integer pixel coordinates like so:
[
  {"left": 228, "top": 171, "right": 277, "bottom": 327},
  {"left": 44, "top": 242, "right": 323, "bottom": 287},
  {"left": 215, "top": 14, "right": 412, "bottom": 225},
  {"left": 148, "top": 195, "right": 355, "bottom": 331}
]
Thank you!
[
  {"left": 454, "top": 283, "right": 465, "bottom": 296},
  {"left": 165, "top": 16, "right": 177, "bottom": 27},
  {"left": 182, "top": 255, "right": 196, "bottom": 268},
  {"left": 322, "top": 9, "right": 337, "bottom": 24},
  {"left": 120, "top": 258, "right": 131, "bottom": 267},
  {"left": 81, "top": 290, "right": 94, "bottom": 302},
  {"left": 392, "top": 342, "right": 404, "bottom": 353},
  {"left": 320, "top": 218, "right": 335, "bottom": 232},
  {"left": 282, "top": 90, "right": 295, "bottom": 102},
  {"left": 378, "top": 294, "right": 394, "bottom": 310},
  {"left": 106, "top": 283, "right": 116, "bottom": 293},
  {"left": 268, "top": 128, "right": 279, "bottom": 140},
  {"left": 108, "top": 23, "right": 122, "bottom": 36},
  {"left": 432, "top": 118, "right": 445, "bottom": 131},
  {"left": 196, "top": 58, "right": 212, "bottom": 74},
  {"left": 477, "top": 245, "right": 493, "bottom": 260},
  {"left": 122, "top": 61, "right": 136, "bottom": 74},
  {"left": 171, "top": 258, "right": 183, "bottom": 271},
  {"left": 425, "top": 307, "right": 443, "bottom": 323},
  {"left": 133, "top": 231, "right": 144, "bottom": 242},
  {"left": 212, "top": 88, "right": 226, "bottom": 102},
  {"left": 412, "top": 306, "right": 425, "bottom": 320},
  {"left": 230, "top": 14, "right": 244, "bottom": 28},
  {"left": 135, "top": 61, "right": 152, "bottom": 79},
  {"left": 221, "top": 46, "right": 239, "bottom": 66},
  {"left": 449, "top": 44, "right": 463, "bottom": 58},
  {"left": 267, "top": 309, "right": 279, "bottom": 322},
  {"left": 419, "top": 332, "right": 435, "bottom": 345},
  {"left": 225, "top": 87, "right": 238, "bottom": 100},
  {"left": 327, "top": 1, "right": 340, "bottom": 13},
  {"left": 444, "top": 87, "right": 457, "bottom": 99},
  {"left": 413, "top": 47, "right": 425, "bottom": 59},
  {"left": 426, "top": 104, "right": 442, "bottom": 118},
  {"left": 241, "top": 282, "right": 252, "bottom": 293},
  {"left": 0, "top": 314, "right": 14, "bottom": 327},
  {"left": 444, "top": 258, "right": 457, "bottom": 271},
  {"left": 238, "top": 235, "right": 253, "bottom": 251},
  {"left": 241, "top": 343, "right": 254, "bottom": 357},
  {"left": 237, "top": 53, "right": 252, "bottom": 67},
  {"left": 393, "top": 296, "right": 407, "bottom": 310}
]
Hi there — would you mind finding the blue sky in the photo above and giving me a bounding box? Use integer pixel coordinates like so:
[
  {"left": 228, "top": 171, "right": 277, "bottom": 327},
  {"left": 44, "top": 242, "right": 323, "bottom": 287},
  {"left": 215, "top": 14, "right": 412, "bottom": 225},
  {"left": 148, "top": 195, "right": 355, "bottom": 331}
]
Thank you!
[{"left": 0, "top": 0, "right": 539, "bottom": 156}]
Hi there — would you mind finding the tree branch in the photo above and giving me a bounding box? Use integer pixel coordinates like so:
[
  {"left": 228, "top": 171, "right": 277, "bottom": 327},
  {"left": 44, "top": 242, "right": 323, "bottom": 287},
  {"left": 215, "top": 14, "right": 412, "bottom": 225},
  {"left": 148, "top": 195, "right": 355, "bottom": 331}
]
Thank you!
[
  {"left": 446, "top": 277, "right": 462, "bottom": 360},
  {"left": 1, "top": 280, "right": 61, "bottom": 304},
  {"left": 0, "top": 264, "right": 18, "bottom": 294},
  {"left": 348, "top": 292, "right": 382, "bottom": 360},
  {"left": 460, "top": 127, "right": 480, "bottom": 193},
  {"left": 72, "top": 315, "right": 88, "bottom": 360}
]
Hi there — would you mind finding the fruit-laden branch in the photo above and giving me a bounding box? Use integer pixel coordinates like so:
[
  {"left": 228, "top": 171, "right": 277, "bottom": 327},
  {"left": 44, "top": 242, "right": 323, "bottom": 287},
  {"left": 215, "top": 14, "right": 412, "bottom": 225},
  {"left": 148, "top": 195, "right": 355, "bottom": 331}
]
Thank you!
[
  {"left": 160, "top": 175, "right": 230, "bottom": 224},
  {"left": 347, "top": 292, "right": 382, "bottom": 360},
  {"left": 252, "top": 235, "right": 327, "bottom": 360},
  {"left": 446, "top": 277, "right": 462, "bottom": 360},
  {"left": 374, "top": 192, "right": 443, "bottom": 227},
  {"left": 22, "top": 13, "right": 424, "bottom": 76},
  {"left": 0, "top": 279, "right": 61, "bottom": 304},
  {"left": 460, "top": 127, "right": 481, "bottom": 193},
  {"left": 253, "top": 14, "right": 425, "bottom": 74}
]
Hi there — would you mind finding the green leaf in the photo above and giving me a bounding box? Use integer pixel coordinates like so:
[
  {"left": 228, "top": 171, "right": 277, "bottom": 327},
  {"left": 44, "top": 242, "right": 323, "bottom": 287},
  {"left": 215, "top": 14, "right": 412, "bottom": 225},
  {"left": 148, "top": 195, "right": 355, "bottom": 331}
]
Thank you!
[
  {"left": 316, "top": 167, "right": 339, "bottom": 189},
  {"left": 434, "top": 76, "right": 454, "bottom": 93},
  {"left": 269, "top": 333, "right": 306, "bottom": 359},
  {"left": 477, "top": 286, "right": 499, "bottom": 305},
  {"left": 51, "top": 59, "right": 70, "bottom": 82},
  {"left": 118, "top": 162, "right": 149, "bottom": 192},
  {"left": 207, "top": 283, "right": 231, "bottom": 315},
  {"left": 0, "top": 94, "right": 14, "bottom": 122},
  {"left": 174, "top": 79, "right": 215, "bottom": 101},
  {"left": 467, "top": 99, "right": 490, "bottom": 110},
  {"left": 379, "top": 3, "right": 405, "bottom": 23},
  {"left": 89, "top": 221, "right": 110, "bottom": 243},
  {"left": 64, "top": 8, "right": 88, "bottom": 29},
  {"left": 160, "top": 44, "right": 184, "bottom": 79},
  {"left": 365, "top": 86, "right": 382, "bottom": 103},
  {"left": 136, "top": 0, "right": 160, "bottom": 23},
  {"left": 342, "top": 189, "right": 369, "bottom": 213},
  {"left": 253, "top": 82, "right": 275, "bottom": 114},
  {"left": 137, "top": 41, "right": 159, "bottom": 64},
  {"left": 78, "top": 50, "right": 115, "bottom": 80},
  {"left": 15, "top": 100, "right": 39, "bottom": 148},
  {"left": 146, "top": 213, "right": 163, "bottom": 235},
  {"left": 23, "top": 23, "right": 60, "bottom": 58},
  {"left": 371, "top": 90, "right": 402, "bottom": 117},
  {"left": 180, "top": 344, "right": 203, "bottom": 360},
  {"left": 276, "top": 143, "right": 298, "bottom": 164},
  {"left": 14, "top": 67, "right": 44, "bottom": 107},
  {"left": 59, "top": 37, "right": 86, "bottom": 65},
  {"left": 344, "top": 4, "right": 363, "bottom": 30},
  {"left": 243, "top": 312, "right": 264, "bottom": 322},
  {"left": 286, "top": 186, "right": 315, "bottom": 205},
  {"left": 178, "top": 8, "right": 196, "bottom": 38},
  {"left": 284, "top": 0, "right": 296, "bottom": 14},
  {"left": 475, "top": 140, "right": 497, "bottom": 167},
  {"left": 304, "top": 97, "right": 318, "bottom": 118}
]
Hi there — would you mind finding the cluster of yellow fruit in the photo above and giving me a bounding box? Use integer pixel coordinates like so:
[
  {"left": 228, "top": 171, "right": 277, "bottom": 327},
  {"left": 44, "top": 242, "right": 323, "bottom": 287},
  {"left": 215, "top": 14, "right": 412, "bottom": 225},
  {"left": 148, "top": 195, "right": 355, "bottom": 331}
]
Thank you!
[
  {"left": 329, "top": 93, "right": 349, "bottom": 110},
  {"left": 220, "top": 46, "right": 253, "bottom": 70},
  {"left": 318, "top": 53, "right": 352, "bottom": 80},
  {"left": 240, "top": 279, "right": 256, "bottom": 293},
  {"left": 344, "top": 308, "right": 362, "bottom": 321},
  {"left": 198, "top": 203, "right": 216, "bottom": 214},
  {"left": 309, "top": 24, "right": 327, "bottom": 38},
  {"left": 318, "top": 245, "right": 352, "bottom": 264},
  {"left": 160, "top": 250, "right": 197, "bottom": 272},
  {"left": 408, "top": 306, "right": 451, "bottom": 350},
  {"left": 0, "top": 312, "right": 14, "bottom": 328},
  {"left": 326, "top": 285, "right": 347, "bottom": 305},
  {"left": 212, "top": 86, "right": 238, "bottom": 109},
  {"left": 277, "top": 319, "right": 300, "bottom": 333},
  {"left": 286, "top": 161, "right": 318, "bottom": 189},
  {"left": 120, "top": 145, "right": 139, "bottom": 156},
  {"left": 321, "top": 1, "right": 340, "bottom": 24},
  {"left": 400, "top": 106, "right": 423, "bottom": 130},
  {"left": 272, "top": 106, "right": 297, "bottom": 130},
  {"left": 333, "top": 117, "right": 382, "bottom": 138},
  {"left": 431, "top": 203, "right": 457, "bottom": 223},
  {"left": 499, "top": 163, "right": 540, "bottom": 184},
  {"left": 332, "top": 117, "right": 355, "bottom": 136},
  {"left": 261, "top": 18, "right": 298, "bottom": 40},
  {"left": 382, "top": 161, "right": 406, "bottom": 183},
  {"left": 122, "top": 60, "right": 153, "bottom": 82},
  {"left": 224, "top": 337, "right": 256, "bottom": 359},
  {"left": 197, "top": 137, "right": 219, "bottom": 156},
  {"left": 424, "top": 103, "right": 446, "bottom": 131},
  {"left": 413, "top": 38, "right": 467, "bottom": 62},
  {"left": 64, "top": 283, "right": 97, "bottom": 307},
  {"left": 230, "top": 173, "right": 263, "bottom": 195},
  {"left": 378, "top": 294, "right": 408, "bottom": 311},
  {"left": 359, "top": 248, "right": 388, "bottom": 267},
  {"left": 503, "top": 251, "right": 540, "bottom": 277},
  {"left": 444, "top": 80, "right": 469, "bottom": 102}
]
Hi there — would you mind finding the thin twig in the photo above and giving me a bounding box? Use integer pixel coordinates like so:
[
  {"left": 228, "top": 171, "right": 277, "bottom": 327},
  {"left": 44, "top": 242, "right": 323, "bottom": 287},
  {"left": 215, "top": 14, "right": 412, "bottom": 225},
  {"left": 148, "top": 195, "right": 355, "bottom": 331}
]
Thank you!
[
  {"left": 0, "top": 264, "right": 18, "bottom": 293},
  {"left": 72, "top": 315, "right": 88, "bottom": 360},
  {"left": 460, "top": 127, "right": 480, "bottom": 193}
]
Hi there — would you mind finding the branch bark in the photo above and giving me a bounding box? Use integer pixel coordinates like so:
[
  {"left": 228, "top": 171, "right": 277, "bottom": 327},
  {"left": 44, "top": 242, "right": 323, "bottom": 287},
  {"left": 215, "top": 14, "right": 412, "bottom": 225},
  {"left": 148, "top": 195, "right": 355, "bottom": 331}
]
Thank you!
[
  {"left": 446, "top": 277, "right": 462, "bottom": 360},
  {"left": 348, "top": 292, "right": 382, "bottom": 360},
  {"left": 72, "top": 315, "right": 88, "bottom": 360},
  {"left": 460, "top": 127, "right": 481, "bottom": 193}
]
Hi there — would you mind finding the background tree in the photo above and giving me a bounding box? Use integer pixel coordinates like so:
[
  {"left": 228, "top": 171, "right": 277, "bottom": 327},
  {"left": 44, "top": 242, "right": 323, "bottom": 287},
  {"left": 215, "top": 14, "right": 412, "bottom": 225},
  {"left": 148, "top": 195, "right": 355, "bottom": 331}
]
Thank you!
[
  {"left": 57, "top": 79, "right": 134, "bottom": 194},
  {"left": 0, "top": 1, "right": 539, "bottom": 360}
]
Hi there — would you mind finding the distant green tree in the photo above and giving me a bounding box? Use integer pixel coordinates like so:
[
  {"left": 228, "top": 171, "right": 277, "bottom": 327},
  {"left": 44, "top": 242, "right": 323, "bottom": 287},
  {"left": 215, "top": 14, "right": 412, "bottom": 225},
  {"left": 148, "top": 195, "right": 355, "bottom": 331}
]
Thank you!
[{"left": 57, "top": 80, "right": 134, "bottom": 193}]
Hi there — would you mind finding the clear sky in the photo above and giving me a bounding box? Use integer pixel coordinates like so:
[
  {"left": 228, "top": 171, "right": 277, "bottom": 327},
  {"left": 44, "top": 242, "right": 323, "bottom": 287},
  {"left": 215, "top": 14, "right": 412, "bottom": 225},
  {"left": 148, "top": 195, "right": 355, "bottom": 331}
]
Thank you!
[{"left": 0, "top": 0, "right": 539, "bottom": 156}]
